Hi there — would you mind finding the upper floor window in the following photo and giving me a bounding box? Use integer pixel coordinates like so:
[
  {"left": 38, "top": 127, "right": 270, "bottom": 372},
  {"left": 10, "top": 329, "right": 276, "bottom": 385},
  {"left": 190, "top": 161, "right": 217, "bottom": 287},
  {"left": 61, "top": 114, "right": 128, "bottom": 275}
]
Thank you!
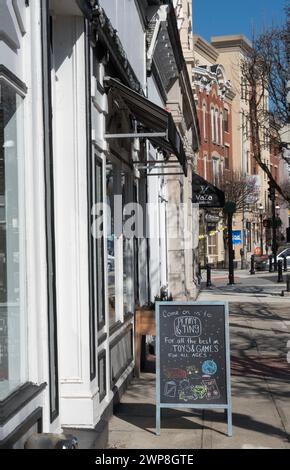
[
  {"left": 202, "top": 104, "right": 206, "bottom": 141},
  {"left": 246, "top": 150, "right": 250, "bottom": 173},
  {"left": 241, "top": 77, "right": 248, "bottom": 100},
  {"left": 224, "top": 146, "right": 230, "bottom": 170},
  {"left": 220, "top": 112, "right": 223, "bottom": 146},
  {"left": 211, "top": 107, "right": 215, "bottom": 142},
  {"left": 212, "top": 157, "right": 220, "bottom": 186},
  {"left": 203, "top": 154, "right": 207, "bottom": 180},
  {"left": 215, "top": 109, "right": 219, "bottom": 145},
  {"left": 224, "top": 108, "right": 229, "bottom": 133}
]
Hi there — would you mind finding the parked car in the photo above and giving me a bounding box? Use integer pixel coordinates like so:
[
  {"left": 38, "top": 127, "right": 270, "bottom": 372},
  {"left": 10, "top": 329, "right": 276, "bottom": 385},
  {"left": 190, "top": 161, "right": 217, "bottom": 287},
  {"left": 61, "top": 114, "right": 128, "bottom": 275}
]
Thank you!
[{"left": 255, "top": 245, "right": 290, "bottom": 270}]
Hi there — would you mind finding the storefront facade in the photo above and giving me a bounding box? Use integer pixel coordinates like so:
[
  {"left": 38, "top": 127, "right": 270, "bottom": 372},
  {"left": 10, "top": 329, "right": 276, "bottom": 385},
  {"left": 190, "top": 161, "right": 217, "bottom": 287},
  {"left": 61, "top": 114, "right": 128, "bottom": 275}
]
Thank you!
[
  {"left": 0, "top": 0, "right": 59, "bottom": 447},
  {"left": 0, "top": 0, "right": 199, "bottom": 448}
]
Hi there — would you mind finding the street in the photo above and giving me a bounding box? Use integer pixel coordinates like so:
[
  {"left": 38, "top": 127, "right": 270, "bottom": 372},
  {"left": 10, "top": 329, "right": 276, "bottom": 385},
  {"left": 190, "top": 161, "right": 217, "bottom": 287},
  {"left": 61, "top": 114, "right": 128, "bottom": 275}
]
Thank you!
[{"left": 106, "top": 270, "right": 290, "bottom": 449}]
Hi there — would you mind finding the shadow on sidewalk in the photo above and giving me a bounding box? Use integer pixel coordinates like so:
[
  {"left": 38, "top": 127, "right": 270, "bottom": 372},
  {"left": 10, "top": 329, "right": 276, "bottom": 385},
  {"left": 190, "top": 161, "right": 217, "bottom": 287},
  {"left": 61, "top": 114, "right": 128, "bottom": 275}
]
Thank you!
[
  {"left": 230, "top": 303, "right": 286, "bottom": 321},
  {"left": 201, "top": 283, "right": 282, "bottom": 297},
  {"left": 204, "top": 409, "right": 289, "bottom": 442},
  {"left": 113, "top": 398, "right": 289, "bottom": 441},
  {"left": 114, "top": 401, "right": 227, "bottom": 436},
  {"left": 231, "top": 354, "right": 290, "bottom": 381}
]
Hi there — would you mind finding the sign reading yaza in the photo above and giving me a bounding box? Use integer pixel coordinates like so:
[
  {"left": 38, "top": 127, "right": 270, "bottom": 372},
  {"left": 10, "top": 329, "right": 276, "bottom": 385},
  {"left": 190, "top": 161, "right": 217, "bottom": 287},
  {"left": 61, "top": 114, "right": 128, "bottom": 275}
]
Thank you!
[
  {"left": 192, "top": 173, "right": 225, "bottom": 208},
  {"left": 95, "top": 455, "right": 130, "bottom": 468}
]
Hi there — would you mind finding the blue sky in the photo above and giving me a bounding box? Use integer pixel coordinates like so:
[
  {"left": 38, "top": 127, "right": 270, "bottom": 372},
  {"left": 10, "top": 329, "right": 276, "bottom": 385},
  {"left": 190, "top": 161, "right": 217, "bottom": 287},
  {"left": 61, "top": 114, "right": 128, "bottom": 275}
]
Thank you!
[{"left": 192, "top": 0, "right": 288, "bottom": 42}]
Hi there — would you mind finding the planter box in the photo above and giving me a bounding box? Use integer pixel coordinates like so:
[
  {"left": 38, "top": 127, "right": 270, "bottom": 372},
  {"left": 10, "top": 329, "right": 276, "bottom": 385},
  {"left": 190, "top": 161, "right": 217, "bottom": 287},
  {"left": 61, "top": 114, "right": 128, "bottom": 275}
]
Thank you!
[{"left": 134, "top": 308, "right": 155, "bottom": 378}]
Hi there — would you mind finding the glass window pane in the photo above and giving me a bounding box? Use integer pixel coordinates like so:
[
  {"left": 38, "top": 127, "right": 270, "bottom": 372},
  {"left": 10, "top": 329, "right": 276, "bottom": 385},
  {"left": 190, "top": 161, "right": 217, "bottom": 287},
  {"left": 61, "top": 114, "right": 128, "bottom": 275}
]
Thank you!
[
  {"left": 122, "top": 173, "right": 134, "bottom": 315},
  {"left": 0, "top": 80, "right": 26, "bottom": 400},
  {"left": 98, "top": 353, "right": 106, "bottom": 402},
  {"left": 106, "top": 160, "right": 116, "bottom": 326},
  {"left": 94, "top": 159, "right": 105, "bottom": 329},
  {"left": 224, "top": 109, "right": 229, "bottom": 132}
]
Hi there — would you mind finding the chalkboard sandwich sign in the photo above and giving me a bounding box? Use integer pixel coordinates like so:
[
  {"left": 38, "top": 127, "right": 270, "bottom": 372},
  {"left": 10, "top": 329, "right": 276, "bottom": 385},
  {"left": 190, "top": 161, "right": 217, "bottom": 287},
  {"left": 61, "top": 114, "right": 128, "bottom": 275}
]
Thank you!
[{"left": 155, "top": 301, "right": 232, "bottom": 436}]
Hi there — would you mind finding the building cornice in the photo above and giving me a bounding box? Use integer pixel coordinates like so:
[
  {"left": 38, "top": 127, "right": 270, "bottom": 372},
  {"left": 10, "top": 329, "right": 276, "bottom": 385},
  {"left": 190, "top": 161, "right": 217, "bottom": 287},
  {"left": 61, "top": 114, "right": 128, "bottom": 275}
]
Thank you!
[
  {"left": 211, "top": 35, "right": 252, "bottom": 54},
  {"left": 192, "top": 34, "right": 219, "bottom": 64},
  {"left": 193, "top": 66, "right": 235, "bottom": 101}
]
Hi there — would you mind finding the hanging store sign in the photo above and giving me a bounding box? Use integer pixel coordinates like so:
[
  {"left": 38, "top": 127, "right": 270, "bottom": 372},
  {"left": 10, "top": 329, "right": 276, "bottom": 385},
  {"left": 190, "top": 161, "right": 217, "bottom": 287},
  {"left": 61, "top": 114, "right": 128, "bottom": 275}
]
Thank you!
[
  {"left": 205, "top": 213, "right": 220, "bottom": 223},
  {"left": 192, "top": 173, "right": 225, "bottom": 208}
]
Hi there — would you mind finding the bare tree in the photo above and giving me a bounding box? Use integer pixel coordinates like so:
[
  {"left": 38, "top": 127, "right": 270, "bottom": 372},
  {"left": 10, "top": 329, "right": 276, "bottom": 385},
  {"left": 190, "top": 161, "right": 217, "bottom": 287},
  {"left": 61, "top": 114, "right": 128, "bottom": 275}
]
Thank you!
[
  {"left": 241, "top": 4, "right": 290, "bottom": 202},
  {"left": 219, "top": 170, "right": 259, "bottom": 212}
]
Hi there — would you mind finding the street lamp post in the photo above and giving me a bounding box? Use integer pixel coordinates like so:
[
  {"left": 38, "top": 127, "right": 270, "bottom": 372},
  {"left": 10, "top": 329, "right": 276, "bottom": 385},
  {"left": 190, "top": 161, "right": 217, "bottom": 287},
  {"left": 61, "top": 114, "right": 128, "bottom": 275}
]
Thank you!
[
  {"left": 276, "top": 204, "right": 280, "bottom": 244},
  {"left": 272, "top": 195, "right": 278, "bottom": 271},
  {"left": 259, "top": 204, "right": 264, "bottom": 256},
  {"left": 224, "top": 201, "right": 236, "bottom": 285}
]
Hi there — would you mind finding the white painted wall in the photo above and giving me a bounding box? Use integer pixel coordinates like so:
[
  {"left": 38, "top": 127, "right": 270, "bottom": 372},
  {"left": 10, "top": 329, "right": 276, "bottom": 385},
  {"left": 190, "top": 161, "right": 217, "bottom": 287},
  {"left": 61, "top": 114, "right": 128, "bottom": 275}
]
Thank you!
[
  {"left": 99, "top": 0, "right": 146, "bottom": 89},
  {"left": 146, "top": 76, "right": 167, "bottom": 300},
  {"left": 51, "top": 15, "right": 100, "bottom": 427}
]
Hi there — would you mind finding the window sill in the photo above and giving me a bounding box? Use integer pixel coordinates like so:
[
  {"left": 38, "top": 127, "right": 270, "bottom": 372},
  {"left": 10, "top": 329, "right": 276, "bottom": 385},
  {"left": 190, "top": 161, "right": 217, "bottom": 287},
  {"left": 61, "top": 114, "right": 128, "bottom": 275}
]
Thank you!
[{"left": 0, "top": 382, "right": 46, "bottom": 426}]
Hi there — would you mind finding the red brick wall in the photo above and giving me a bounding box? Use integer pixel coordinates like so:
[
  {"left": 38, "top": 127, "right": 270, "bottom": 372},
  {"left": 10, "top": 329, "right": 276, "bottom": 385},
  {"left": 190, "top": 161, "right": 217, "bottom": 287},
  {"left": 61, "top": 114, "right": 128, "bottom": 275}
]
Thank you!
[{"left": 196, "top": 82, "right": 232, "bottom": 186}]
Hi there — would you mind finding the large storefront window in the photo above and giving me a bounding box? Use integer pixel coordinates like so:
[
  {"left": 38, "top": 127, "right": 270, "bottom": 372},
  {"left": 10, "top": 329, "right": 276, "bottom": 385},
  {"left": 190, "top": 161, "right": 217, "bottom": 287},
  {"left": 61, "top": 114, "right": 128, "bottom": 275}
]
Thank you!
[
  {"left": 106, "top": 160, "right": 116, "bottom": 326},
  {"left": 122, "top": 172, "right": 134, "bottom": 316},
  {"left": 0, "top": 78, "right": 26, "bottom": 400},
  {"left": 106, "top": 159, "right": 135, "bottom": 327},
  {"left": 94, "top": 158, "right": 105, "bottom": 329}
]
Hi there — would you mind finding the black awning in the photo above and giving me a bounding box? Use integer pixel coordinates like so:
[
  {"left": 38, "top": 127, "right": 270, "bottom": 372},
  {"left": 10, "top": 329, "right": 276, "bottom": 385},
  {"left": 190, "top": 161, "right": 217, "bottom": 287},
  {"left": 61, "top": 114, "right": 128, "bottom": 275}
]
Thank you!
[
  {"left": 192, "top": 173, "right": 225, "bottom": 208},
  {"left": 104, "top": 77, "right": 187, "bottom": 176}
]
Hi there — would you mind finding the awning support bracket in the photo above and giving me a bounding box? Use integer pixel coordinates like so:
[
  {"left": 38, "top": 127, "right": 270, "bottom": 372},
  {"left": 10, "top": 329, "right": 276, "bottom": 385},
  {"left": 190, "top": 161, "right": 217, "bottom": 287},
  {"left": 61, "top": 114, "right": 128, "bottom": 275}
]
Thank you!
[{"left": 104, "top": 132, "right": 167, "bottom": 139}]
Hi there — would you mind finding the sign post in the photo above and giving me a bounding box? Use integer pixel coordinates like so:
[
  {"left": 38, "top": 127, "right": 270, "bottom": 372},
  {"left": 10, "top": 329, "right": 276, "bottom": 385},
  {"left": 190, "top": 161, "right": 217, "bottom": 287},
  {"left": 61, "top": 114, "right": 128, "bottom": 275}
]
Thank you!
[{"left": 156, "top": 301, "right": 232, "bottom": 437}]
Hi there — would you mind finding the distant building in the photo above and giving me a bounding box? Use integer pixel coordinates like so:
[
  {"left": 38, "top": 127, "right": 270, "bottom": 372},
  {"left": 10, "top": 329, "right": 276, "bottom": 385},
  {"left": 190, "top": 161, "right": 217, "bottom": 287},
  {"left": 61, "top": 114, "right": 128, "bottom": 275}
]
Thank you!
[
  {"left": 211, "top": 35, "right": 271, "bottom": 261},
  {"left": 191, "top": 36, "right": 235, "bottom": 266}
]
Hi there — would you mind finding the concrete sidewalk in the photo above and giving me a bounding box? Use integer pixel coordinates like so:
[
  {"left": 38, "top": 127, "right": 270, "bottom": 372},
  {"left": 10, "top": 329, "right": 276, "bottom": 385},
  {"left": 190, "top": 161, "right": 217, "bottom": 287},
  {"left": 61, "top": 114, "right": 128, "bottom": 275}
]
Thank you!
[
  {"left": 107, "top": 276, "right": 290, "bottom": 449},
  {"left": 199, "top": 269, "right": 290, "bottom": 302}
]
